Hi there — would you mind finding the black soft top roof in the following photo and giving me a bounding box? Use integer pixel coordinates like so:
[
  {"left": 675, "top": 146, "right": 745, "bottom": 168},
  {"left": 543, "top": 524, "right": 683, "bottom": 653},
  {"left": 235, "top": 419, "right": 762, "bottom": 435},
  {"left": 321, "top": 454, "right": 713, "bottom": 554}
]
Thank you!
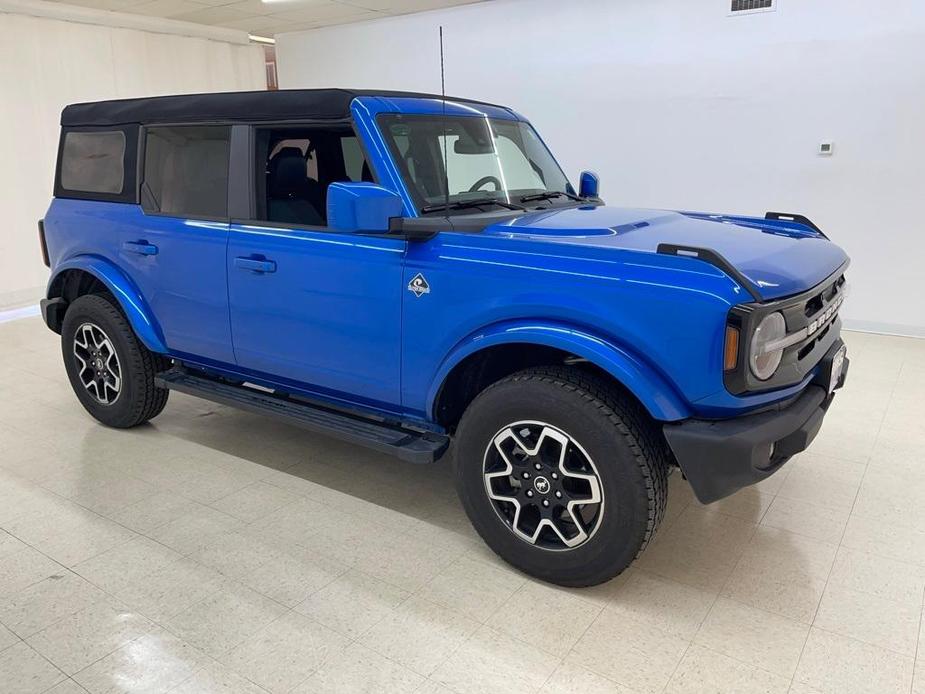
[{"left": 60, "top": 88, "right": 505, "bottom": 127}]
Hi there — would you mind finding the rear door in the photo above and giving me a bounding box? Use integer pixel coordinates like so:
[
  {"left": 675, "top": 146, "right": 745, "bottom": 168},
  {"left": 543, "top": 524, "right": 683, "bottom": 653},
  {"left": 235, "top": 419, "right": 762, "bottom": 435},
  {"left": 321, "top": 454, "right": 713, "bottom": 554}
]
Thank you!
[
  {"left": 120, "top": 125, "right": 234, "bottom": 363},
  {"left": 226, "top": 125, "right": 404, "bottom": 410}
]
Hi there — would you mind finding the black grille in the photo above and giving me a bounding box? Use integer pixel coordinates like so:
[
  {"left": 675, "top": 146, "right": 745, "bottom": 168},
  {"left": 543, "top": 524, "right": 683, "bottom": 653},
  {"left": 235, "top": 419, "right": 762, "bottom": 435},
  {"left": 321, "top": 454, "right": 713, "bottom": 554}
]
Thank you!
[
  {"left": 731, "top": 0, "right": 773, "bottom": 11},
  {"left": 782, "top": 274, "right": 845, "bottom": 362},
  {"left": 795, "top": 275, "right": 845, "bottom": 329},
  {"left": 784, "top": 275, "right": 845, "bottom": 368}
]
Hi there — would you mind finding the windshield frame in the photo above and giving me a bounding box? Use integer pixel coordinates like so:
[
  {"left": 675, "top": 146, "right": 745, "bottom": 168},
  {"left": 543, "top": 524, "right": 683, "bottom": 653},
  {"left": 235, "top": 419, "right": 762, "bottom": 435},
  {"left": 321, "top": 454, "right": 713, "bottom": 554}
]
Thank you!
[{"left": 376, "top": 113, "right": 575, "bottom": 216}]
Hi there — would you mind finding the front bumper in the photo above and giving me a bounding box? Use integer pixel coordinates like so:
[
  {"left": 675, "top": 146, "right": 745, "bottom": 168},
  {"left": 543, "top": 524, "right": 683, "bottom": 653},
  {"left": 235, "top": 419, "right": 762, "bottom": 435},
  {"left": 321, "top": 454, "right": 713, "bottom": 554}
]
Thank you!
[{"left": 663, "top": 340, "right": 849, "bottom": 504}]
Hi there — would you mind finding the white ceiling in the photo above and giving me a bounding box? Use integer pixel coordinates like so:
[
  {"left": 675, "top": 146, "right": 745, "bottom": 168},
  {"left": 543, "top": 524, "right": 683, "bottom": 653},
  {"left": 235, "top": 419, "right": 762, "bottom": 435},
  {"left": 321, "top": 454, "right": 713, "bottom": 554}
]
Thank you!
[{"left": 43, "top": 0, "right": 488, "bottom": 37}]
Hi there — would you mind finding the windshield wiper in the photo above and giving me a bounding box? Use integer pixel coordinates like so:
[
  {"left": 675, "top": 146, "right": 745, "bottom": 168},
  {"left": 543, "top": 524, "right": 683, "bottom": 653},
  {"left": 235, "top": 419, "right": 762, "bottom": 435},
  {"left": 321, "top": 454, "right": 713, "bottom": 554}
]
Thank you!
[
  {"left": 421, "top": 198, "right": 527, "bottom": 214},
  {"left": 519, "top": 191, "right": 583, "bottom": 203}
]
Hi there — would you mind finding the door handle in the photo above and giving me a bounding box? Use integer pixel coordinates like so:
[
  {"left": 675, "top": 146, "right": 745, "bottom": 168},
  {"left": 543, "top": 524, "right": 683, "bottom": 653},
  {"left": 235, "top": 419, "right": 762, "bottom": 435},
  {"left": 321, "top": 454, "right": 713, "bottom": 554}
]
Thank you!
[
  {"left": 234, "top": 256, "right": 277, "bottom": 273},
  {"left": 122, "top": 241, "right": 158, "bottom": 256}
]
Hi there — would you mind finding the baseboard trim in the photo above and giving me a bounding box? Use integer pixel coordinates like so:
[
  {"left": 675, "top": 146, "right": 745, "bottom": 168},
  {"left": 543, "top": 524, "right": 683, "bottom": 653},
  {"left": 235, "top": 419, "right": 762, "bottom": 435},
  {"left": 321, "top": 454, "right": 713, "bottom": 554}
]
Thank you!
[
  {"left": 0, "top": 304, "right": 40, "bottom": 324},
  {"left": 843, "top": 319, "right": 925, "bottom": 340}
]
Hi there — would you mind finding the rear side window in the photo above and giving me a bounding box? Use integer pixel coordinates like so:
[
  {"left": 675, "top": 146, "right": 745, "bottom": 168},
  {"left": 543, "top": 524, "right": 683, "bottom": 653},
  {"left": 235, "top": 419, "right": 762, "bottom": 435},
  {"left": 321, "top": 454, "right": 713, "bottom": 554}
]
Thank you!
[
  {"left": 142, "top": 126, "right": 231, "bottom": 219},
  {"left": 59, "top": 131, "right": 126, "bottom": 195}
]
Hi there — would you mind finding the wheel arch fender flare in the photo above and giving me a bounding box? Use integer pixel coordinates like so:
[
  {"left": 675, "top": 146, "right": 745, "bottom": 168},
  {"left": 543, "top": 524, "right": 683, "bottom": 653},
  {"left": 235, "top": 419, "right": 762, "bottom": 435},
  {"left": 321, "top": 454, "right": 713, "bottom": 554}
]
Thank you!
[
  {"left": 427, "top": 320, "right": 691, "bottom": 422},
  {"left": 48, "top": 255, "right": 168, "bottom": 354}
]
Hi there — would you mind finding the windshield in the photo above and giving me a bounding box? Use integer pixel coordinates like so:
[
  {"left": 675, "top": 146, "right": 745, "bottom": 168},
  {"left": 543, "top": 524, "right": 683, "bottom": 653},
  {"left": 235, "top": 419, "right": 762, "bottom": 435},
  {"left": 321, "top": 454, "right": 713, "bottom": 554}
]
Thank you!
[{"left": 378, "top": 114, "right": 573, "bottom": 215}]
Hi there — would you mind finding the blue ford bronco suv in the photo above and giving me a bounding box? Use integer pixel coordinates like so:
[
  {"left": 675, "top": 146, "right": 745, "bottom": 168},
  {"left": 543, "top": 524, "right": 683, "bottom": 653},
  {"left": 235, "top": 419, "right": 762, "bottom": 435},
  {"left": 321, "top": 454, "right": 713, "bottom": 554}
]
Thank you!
[{"left": 39, "top": 89, "right": 849, "bottom": 586}]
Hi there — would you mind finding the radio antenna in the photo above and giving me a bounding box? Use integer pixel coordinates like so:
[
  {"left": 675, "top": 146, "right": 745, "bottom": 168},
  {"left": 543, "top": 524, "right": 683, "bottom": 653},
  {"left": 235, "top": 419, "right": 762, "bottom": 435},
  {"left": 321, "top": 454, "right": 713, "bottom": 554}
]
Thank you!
[{"left": 439, "top": 25, "right": 449, "bottom": 211}]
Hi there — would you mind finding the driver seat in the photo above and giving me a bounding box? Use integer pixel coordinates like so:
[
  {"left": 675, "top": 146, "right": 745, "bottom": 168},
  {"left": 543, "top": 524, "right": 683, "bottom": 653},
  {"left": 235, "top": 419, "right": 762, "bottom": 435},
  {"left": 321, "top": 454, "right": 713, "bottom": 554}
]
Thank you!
[{"left": 267, "top": 147, "right": 324, "bottom": 226}]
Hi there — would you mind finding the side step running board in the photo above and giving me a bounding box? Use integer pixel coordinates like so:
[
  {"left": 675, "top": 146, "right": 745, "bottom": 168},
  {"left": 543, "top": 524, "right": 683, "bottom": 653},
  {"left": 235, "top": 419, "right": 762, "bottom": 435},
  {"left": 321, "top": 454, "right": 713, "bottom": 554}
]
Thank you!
[{"left": 155, "top": 367, "right": 449, "bottom": 464}]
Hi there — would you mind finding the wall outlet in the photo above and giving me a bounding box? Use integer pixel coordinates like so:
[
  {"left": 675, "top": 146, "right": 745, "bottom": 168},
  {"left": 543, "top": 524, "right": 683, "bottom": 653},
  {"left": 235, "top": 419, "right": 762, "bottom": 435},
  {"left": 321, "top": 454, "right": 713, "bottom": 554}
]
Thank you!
[{"left": 819, "top": 141, "right": 834, "bottom": 156}]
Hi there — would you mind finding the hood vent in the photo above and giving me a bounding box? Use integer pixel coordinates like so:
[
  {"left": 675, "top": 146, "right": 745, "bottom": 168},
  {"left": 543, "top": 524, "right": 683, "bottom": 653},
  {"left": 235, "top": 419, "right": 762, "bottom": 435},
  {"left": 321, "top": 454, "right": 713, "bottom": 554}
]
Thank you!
[{"left": 730, "top": 0, "right": 774, "bottom": 13}]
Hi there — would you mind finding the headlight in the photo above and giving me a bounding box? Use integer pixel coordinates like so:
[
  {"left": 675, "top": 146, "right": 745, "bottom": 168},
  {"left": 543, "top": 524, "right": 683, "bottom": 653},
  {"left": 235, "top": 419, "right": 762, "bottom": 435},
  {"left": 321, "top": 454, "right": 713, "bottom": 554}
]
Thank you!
[{"left": 750, "top": 312, "right": 786, "bottom": 380}]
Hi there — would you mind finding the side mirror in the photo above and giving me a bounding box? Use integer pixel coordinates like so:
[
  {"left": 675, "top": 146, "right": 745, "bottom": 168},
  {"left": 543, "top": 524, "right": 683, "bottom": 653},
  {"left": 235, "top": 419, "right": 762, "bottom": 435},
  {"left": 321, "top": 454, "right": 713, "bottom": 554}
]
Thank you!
[
  {"left": 579, "top": 171, "right": 600, "bottom": 199},
  {"left": 327, "top": 182, "right": 404, "bottom": 233}
]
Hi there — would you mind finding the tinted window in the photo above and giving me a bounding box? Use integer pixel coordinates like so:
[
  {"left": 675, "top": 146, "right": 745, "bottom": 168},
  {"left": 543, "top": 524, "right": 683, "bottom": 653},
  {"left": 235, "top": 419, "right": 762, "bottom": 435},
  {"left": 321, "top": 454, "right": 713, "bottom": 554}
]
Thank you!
[
  {"left": 143, "top": 126, "right": 230, "bottom": 218},
  {"left": 60, "top": 131, "right": 125, "bottom": 194}
]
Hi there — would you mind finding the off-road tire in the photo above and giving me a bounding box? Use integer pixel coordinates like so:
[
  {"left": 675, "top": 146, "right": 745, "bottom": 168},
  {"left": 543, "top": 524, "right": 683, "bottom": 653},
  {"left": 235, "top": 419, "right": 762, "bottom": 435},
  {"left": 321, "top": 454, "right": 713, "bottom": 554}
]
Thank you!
[
  {"left": 454, "top": 366, "right": 670, "bottom": 587},
  {"left": 61, "top": 293, "right": 170, "bottom": 428}
]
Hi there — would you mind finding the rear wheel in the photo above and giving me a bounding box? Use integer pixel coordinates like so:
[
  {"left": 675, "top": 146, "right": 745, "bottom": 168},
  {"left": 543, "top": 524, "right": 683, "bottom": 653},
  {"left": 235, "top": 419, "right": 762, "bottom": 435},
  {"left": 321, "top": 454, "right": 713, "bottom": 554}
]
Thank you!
[
  {"left": 61, "top": 294, "right": 170, "bottom": 428},
  {"left": 454, "top": 366, "right": 669, "bottom": 587}
]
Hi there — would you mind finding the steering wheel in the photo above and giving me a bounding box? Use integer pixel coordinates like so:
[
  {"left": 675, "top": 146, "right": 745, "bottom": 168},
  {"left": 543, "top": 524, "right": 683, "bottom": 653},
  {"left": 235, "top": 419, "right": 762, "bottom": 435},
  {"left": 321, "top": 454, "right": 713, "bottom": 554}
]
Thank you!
[{"left": 469, "top": 176, "right": 502, "bottom": 193}]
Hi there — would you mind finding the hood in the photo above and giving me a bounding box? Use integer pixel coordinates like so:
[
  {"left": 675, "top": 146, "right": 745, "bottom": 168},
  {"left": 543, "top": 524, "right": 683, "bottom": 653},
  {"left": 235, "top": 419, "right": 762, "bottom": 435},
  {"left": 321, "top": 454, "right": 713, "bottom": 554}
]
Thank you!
[{"left": 482, "top": 205, "right": 849, "bottom": 301}]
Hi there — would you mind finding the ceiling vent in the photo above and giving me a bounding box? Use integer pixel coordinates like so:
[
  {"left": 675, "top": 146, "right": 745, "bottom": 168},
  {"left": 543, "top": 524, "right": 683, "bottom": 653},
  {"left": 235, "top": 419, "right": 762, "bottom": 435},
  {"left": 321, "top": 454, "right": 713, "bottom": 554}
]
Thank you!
[{"left": 730, "top": 0, "right": 775, "bottom": 14}]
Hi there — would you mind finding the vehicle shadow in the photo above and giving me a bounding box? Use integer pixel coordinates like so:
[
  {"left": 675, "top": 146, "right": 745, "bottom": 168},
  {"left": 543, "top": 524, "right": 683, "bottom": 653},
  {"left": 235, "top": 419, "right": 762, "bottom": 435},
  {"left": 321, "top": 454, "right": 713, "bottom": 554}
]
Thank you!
[{"left": 146, "top": 393, "right": 469, "bottom": 533}]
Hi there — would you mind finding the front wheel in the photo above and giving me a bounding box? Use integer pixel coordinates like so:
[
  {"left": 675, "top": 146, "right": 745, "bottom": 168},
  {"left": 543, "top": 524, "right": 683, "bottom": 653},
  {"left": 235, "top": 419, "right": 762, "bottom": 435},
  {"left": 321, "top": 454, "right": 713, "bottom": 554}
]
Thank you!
[
  {"left": 454, "top": 367, "right": 669, "bottom": 587},
  {"left": 61, "top": 294, "right": 170, "bottom": 428}
]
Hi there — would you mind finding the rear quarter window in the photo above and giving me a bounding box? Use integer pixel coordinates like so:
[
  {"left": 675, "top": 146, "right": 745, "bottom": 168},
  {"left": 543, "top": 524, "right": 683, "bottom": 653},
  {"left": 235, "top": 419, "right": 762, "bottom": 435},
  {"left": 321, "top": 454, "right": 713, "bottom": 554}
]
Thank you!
[
  {"left": 55, "top": 125, "right": 139, "bottom": 203},
  {"left": 60, "top": 131, "right": 126, "bottom": 194}
]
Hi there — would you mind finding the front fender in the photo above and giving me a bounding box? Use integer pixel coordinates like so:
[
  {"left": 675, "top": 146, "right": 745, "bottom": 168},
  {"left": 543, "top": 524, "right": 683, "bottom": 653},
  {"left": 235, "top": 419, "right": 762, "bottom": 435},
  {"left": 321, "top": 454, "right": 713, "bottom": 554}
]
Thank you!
[
  {"left": 48, "top": 255, "right": 167, "bottom": 354},
  {"left": 427, "top": 320, "right": 691, "bottom": 422}
]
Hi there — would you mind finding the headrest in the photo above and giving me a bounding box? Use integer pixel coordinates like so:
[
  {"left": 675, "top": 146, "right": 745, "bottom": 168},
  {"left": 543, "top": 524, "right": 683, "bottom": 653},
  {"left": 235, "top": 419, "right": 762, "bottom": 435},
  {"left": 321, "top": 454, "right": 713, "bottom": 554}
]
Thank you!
[{"left": 268, "top": 147, "right": 306, "bottom": 197}]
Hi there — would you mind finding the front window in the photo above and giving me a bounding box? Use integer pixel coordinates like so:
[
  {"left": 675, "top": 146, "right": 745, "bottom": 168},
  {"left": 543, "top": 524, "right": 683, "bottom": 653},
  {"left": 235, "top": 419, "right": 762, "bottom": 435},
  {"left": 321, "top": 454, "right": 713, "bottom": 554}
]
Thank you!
[
  {"left": 379, "top": 114, "right": 573, "bottom": 215},
  {"left": 254, "top": 126, "right": 373, "bottom": 227}
]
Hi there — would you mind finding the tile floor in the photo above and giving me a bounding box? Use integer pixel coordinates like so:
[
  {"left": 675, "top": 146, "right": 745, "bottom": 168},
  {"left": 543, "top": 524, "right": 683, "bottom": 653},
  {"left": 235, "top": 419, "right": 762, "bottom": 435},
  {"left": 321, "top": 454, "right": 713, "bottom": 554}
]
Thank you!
[{"left": 0, "top": 316, "right": 924, "bottom": 693}]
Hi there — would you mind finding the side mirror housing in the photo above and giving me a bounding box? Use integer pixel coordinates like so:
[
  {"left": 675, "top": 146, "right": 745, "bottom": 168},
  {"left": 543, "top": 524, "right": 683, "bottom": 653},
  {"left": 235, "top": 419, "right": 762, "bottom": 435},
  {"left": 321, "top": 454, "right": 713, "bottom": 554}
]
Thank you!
[
  {"left": 579, "top": 171, "right": 600, "bottom": 199},
  {"left": 327, "top": 182, "right": 404, "bottom": 233}
]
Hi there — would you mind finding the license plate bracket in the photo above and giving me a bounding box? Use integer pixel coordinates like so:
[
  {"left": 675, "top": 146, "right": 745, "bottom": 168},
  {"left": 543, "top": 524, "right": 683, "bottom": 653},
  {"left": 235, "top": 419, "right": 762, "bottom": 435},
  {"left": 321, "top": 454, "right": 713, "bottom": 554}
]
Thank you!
[{"left": 826, "top": 345, "right": 847, "bottom": 394}]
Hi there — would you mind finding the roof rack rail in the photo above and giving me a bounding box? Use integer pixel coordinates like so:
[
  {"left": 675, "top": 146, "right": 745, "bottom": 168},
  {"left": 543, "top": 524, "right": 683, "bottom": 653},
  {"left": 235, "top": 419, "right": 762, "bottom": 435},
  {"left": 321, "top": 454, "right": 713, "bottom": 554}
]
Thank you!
[
  {"left": 656, "top": 243, "right": 763, "bottom": 302},
  {"left": 764, "top": 212, "right": 827, "bottom": 238}
]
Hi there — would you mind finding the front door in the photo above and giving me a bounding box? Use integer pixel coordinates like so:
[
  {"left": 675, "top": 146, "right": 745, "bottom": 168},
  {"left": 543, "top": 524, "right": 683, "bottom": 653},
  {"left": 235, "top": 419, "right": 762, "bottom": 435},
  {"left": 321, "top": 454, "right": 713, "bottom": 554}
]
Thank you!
[{"left": 227, "top": 125, "right": 404, "bottom": 410}]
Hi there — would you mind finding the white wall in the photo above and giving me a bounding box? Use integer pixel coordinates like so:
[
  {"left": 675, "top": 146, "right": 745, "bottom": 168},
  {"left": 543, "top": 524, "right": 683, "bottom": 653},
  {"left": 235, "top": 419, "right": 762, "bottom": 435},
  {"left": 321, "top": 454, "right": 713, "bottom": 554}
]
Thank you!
[
  {"left": 0, "top": 4, "right": 265, "bottom": 308},
  {"left": 277, "top": 0, "right": 925, "bottom": 337}
]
